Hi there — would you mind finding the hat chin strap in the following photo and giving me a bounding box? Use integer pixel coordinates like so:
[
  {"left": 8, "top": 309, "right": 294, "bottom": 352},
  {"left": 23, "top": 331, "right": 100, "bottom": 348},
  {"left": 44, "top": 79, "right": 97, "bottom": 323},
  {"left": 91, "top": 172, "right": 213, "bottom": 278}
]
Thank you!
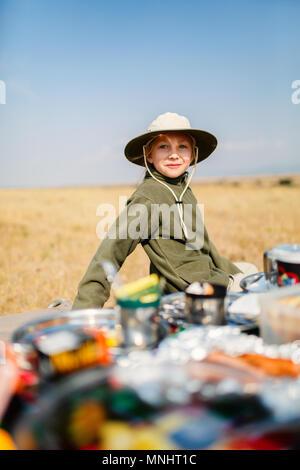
[{"left": 143, "top": 145, "right": 199, "bottom": 240}]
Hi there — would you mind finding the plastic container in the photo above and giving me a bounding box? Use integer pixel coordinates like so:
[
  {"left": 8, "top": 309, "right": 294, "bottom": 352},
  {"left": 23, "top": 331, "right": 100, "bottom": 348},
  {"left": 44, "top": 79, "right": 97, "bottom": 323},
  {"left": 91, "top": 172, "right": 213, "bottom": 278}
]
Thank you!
[{"left": 259, "top": 285, "right": 300, "bottom": 344}]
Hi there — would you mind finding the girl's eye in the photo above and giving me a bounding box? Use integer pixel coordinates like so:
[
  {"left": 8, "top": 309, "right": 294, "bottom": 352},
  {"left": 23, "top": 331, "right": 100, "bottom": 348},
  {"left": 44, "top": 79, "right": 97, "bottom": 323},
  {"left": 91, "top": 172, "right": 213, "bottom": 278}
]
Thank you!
[
  {"left": 179, "top": 145, "right": 187, "bottom": 149},
  {"left": 159, "top": 144, "right": 168, "bottom": 149}
]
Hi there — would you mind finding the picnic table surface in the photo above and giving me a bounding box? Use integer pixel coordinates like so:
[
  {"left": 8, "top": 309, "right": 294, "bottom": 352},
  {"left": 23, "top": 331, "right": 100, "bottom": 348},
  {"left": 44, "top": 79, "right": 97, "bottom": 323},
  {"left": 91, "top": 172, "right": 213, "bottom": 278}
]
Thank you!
[
  {"left": 0, "top": 301, "right": 73, "bottom": 342},
  {"left": 0, "top": 291, "right": 246, "bottom": 343}
]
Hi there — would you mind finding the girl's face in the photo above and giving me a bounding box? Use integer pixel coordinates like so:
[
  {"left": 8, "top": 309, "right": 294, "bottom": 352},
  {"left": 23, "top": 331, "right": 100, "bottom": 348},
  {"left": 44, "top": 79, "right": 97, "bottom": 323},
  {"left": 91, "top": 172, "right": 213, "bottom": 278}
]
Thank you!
[{"left": 146, "top": 132, "right": 193, "bottom": 179}]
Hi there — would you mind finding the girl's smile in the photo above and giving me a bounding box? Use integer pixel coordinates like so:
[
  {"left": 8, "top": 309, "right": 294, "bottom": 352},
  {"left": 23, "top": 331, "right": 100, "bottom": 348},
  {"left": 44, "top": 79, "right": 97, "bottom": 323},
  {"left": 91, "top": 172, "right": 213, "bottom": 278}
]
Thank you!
[{"left": 146, "top": 132, "right": 193, "bottom": 178}]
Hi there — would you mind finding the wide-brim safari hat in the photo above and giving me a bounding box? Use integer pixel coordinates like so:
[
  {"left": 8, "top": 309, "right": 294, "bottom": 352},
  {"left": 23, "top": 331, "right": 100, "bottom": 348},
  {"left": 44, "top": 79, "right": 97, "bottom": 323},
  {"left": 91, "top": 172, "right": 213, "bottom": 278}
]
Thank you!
[{"left": 124, "top": 112, "right": 217, "bottom": 167}]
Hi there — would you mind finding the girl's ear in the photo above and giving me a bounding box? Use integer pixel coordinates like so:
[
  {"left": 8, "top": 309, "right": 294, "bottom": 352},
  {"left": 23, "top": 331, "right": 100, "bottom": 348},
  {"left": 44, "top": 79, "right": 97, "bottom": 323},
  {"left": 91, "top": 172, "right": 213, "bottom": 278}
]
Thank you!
[{"left": 146, "top": 154, "right": 153, "bottom": 164}]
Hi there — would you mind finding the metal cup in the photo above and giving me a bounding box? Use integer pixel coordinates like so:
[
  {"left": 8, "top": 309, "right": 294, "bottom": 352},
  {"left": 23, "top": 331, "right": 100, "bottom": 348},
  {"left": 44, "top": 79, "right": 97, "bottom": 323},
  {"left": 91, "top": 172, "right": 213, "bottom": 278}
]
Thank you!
[
  {"left": 184, "top": 283, "right": 227, "bottom": 325},
  {"left": 118, "top": 305, "right": 161, "bottom": 349},
  {"left": 185, "top": 297, "right": 225, "bottom": 325}
]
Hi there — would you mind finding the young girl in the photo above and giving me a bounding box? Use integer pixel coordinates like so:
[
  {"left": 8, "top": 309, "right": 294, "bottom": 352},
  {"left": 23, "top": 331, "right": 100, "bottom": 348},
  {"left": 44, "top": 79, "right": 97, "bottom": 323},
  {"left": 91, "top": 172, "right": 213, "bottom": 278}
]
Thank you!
[{"left": 72, "top": 112, "right": 258, "bottom": 310}]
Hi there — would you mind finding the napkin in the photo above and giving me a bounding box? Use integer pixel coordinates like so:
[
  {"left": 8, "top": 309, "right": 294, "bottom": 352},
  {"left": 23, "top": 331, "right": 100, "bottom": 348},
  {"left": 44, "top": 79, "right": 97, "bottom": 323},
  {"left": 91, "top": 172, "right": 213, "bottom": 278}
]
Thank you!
[{"left": 227, "top": 293, "right": 261, "bottom": 321}]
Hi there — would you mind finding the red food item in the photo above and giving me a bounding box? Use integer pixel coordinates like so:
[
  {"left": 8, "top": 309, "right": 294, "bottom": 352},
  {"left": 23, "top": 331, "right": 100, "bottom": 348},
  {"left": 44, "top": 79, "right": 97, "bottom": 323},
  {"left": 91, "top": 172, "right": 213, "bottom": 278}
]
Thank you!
[
  {"left": 186, "top": 350, "right": 300, "bottom": 385},
  {"left": 229, "top": 436, "right": 283, "bottom": 450},
  {"left": 185, "top": 351, "right": 266, "bottom": 384},
  {"left": 79, "top": 444, "right": 99, "bottom": 450},
  {"left": 15, "top": 370, "right": 39, "bottom": 394},
  {"left": 238, "top": 354, "right": 300, "bottom": 378},
  {"left": 0, "top": 343, "right": 20, "bottom": 420}
]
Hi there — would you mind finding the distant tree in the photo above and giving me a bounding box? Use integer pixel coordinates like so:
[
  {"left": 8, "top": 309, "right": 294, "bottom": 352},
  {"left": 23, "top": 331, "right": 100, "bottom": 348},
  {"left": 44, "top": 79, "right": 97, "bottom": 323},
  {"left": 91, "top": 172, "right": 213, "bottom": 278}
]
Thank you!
[{"left": 278, "top": 178, "right": 293, "bottom": 186}]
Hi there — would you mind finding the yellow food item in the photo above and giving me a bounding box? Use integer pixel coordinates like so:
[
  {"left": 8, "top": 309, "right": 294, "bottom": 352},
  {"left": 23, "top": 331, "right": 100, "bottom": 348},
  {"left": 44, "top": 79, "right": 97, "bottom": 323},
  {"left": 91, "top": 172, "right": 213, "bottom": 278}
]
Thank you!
[
  {"left": 99, "top": 421, "right": 176, "bottom": 450},
  {"left": 115, "top": 274, "right": 159, "bottom": 298},
  {"left": 99, "top": 421, "right": 134, "bottom": 450},
  {"left": 0, "top": 429, "right": 17, "bottom": 450},
  {"left": 68, "top": 401, "right": 106, "bottom": 447},
  {"left": 131, "top": 427, "right": 176, "bottom": 450}
]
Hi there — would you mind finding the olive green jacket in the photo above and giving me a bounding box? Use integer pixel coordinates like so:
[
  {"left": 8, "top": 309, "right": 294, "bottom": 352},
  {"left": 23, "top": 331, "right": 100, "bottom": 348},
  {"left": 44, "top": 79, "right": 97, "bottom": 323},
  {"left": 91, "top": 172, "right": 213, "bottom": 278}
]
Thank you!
[{"left": 72, "top": 167, "right": 242, "bottom": 310}]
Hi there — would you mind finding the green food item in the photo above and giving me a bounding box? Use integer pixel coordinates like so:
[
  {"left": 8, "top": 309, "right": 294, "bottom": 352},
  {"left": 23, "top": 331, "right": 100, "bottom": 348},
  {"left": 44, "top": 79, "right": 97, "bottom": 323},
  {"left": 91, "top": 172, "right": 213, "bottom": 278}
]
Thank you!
[
  {"left": 109, "top": 388, "right": 155, "bottom": 421},
  {"left": 115, "top": 274, "right": 162, "bottom": 309}
]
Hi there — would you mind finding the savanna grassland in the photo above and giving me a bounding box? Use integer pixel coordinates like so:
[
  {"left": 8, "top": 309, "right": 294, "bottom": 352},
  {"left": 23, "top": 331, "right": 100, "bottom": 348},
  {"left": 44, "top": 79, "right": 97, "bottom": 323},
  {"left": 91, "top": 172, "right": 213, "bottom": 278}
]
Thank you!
[{"left": 0, "top": 174, "right": 299, "bottom": 316}]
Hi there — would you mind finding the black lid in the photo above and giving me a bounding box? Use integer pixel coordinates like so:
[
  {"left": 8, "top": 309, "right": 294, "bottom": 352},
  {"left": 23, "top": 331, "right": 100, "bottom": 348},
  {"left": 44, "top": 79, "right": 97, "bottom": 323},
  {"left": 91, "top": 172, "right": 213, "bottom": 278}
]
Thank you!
[{"left": 185, "top": 282, "right": 227, "bottom": 299}]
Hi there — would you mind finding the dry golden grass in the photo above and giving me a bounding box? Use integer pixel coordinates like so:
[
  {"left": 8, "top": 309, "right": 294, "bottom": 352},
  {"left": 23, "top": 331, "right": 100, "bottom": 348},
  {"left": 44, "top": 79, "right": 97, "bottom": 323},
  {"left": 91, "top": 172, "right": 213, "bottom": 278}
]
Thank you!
[{"left": 0, "top": 174, "right": 299, "bottom": 316}]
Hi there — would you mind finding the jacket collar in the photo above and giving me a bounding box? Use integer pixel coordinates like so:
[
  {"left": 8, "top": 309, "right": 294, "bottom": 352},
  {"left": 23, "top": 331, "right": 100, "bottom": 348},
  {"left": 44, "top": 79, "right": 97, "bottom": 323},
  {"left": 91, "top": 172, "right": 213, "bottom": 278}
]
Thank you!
[{"left": 144, "top": 164, "right": 189, "bottom": 186}]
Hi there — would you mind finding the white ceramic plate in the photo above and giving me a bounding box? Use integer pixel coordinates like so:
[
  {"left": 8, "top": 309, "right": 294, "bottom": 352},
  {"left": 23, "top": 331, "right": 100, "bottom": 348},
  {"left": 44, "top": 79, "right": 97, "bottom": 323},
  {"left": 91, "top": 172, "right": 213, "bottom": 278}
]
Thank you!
[{"left": 227, "top": 292, "right": 261, "bottom": 322}]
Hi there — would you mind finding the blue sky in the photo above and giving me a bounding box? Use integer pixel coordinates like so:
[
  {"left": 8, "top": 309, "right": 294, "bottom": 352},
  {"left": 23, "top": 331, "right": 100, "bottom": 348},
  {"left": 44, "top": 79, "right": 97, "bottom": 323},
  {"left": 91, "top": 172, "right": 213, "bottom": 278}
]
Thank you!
[{"left": 0, "top": 0, "right": 299, "bottom": 188}]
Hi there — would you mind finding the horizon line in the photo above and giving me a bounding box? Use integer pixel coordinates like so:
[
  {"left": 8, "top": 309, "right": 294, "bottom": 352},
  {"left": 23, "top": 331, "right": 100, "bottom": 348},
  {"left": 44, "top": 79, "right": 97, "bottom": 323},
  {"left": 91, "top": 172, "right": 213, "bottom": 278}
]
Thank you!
[{"left": 0, "top": 171, "right": 299, "bottom": 191}]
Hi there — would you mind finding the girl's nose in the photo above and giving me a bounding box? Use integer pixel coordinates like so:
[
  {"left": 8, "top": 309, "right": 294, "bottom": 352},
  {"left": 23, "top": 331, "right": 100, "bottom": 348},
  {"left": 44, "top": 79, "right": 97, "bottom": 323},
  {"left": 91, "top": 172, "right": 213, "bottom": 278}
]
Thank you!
[{"left": 169, "top": 152, "right": 180, "bottom": 159}]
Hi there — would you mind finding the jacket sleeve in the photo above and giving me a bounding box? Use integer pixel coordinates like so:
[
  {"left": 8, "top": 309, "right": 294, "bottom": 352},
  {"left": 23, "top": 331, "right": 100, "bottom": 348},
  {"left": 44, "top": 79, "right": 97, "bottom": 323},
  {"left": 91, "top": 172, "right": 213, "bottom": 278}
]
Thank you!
[
  {"left": 192, "top": 198, "right": 243, "bottom": 277},
  {"left": 72, "top": 194, "right": 153, "bottom": 310},
  {"left": 208, "top": 236, "right": 243, "bottom": 275}
]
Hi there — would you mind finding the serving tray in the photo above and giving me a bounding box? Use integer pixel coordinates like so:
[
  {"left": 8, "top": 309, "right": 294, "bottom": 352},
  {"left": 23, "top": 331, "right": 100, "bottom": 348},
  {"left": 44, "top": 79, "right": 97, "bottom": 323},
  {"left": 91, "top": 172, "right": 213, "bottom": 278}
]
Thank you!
[
  {"left": 160, "top": 292, "right": 258, "bottom": 333},
  {"left": 11, "top": 308, "right": 169, "bottom": 370}
]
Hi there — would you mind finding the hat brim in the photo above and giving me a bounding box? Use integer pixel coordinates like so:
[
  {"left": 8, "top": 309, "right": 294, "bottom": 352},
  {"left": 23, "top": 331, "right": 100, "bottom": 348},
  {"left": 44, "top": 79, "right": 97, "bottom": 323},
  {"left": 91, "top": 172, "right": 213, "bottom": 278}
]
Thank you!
[{"left": 124, "top": 128, "right": 217, "bottom": 167}]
